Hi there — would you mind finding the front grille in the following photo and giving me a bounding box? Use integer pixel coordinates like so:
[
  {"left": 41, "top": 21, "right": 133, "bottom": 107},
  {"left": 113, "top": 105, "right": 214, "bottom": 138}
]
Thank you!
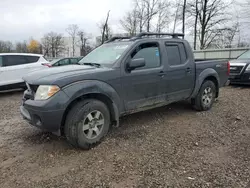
[
  {"left": 230, "top": 66, "right": 244, "bottom": 75},
  {"left": 23, "top": 83, "right": 37, "bottom": 101},
  {"left": 29, "top": 84, "right": 38, "bottom": 93}
]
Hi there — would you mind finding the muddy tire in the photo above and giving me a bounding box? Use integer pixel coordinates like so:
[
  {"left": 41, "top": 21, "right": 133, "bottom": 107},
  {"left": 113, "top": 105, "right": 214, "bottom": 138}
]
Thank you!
[
  {"left": 64, "top": 99, "right": 110, "bottom": 150},
  {"left": 192, "top": 80, "right": 216, "bottom": 111}
]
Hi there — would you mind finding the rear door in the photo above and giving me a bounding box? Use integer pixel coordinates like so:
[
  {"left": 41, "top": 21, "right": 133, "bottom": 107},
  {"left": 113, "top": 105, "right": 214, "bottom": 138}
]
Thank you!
[{"left": 164, "top": 42, "right": 195, "bottom": 101}]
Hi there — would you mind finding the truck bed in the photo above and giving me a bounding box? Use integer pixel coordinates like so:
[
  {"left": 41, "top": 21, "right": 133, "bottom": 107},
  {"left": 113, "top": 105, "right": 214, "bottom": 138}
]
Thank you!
[{"left": 195, "top": 59, "right": 229, "bottom": 87}]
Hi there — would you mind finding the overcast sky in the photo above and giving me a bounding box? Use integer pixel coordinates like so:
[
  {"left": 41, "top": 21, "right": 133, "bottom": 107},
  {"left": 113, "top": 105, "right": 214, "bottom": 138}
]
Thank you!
[
  {"left": 0, "top": 0, "right": 133, "bottom": 41},
  {"left": 1, "top": 0, "right": 249, "bottom": 43}
]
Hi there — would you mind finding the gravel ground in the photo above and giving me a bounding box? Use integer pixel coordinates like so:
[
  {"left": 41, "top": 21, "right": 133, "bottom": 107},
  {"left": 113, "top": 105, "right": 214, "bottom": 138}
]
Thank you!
[{"left": 0, "top": 86, "right": 250, "bottom": 188}]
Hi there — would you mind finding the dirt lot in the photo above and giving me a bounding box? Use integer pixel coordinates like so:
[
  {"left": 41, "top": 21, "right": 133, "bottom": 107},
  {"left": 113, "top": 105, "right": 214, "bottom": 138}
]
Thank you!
[{"left": 0, "top": 86, "right": 250, "bottom": 188}]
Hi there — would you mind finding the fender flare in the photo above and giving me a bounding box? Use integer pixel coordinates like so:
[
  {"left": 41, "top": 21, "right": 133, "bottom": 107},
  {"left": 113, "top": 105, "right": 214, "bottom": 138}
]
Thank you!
[
  {"left": 190, "top": 68, "right": 220, "bottom": 98},
  {"left": 62, "top": 80, "right": 123, "bottom": 126}
]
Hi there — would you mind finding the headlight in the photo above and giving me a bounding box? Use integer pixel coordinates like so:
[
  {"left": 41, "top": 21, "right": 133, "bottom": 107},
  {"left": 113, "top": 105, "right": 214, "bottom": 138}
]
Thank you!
[
  {"left": 246, "top": 64, "right": 250, "bottom": 71},
  {"left": 35, "top": 85, "right": 60, "bottom": 100}
]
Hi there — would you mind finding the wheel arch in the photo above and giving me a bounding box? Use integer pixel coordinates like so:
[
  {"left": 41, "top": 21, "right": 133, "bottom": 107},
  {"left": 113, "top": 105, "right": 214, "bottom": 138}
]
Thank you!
[
  {"left": 190, "top": 68, "right": 220, "bottom": 98},
  {"left": 61, "top": 92, "right": 119, "bottom": 135},
  {"left": 60, "top": 80, "right": 122, "bottom": 135}
]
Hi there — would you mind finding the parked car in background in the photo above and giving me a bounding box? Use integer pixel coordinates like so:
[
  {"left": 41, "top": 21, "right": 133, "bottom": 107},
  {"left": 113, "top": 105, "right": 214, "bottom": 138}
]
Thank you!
[
  {"left": 42, "top": 57, "right": 83, "bottom": 67},
  {"left": 21, "top": 32, "right": 229, "bottom": 149},
  {"left": 229, "top": 50, "right": 250, "bottom": 85},
  {"left": 0, "top": 53, "right": 49, "bottom": 90}
]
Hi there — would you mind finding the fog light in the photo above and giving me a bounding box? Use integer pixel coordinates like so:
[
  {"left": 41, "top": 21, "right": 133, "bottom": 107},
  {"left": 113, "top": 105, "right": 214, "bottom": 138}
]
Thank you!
[
  {"left": 36, "top": 120, "right": 42, "bottom": 127},
  {"left": 33, "top": 115, "right": 42, "bottom": 127}
]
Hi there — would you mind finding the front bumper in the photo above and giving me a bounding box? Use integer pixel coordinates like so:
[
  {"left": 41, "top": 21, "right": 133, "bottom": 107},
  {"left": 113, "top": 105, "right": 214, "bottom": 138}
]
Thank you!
[
  {"left": 20, "top": 90, "right": 69, "bottom": 134},
  {"left": 229, "top": 72, "right": 250, "bottom": 85}
]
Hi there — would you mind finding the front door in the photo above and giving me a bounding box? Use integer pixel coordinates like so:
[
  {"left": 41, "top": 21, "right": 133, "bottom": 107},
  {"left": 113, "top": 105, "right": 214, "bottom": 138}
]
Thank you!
[{"left": 121, "top": 42, "right": 166, "bottom": 112}]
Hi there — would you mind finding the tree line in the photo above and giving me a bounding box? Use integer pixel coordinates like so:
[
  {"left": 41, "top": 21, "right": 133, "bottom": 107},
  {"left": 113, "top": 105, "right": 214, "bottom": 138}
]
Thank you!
[
  {"left": 0, "top": 39, "right": 43, "bottom": 54},
  {"left": 118, "top": 0, "right": 250, "bottom": 49},
  {"left": 0, "top": 25, "right": 93, "bottom": 58}
]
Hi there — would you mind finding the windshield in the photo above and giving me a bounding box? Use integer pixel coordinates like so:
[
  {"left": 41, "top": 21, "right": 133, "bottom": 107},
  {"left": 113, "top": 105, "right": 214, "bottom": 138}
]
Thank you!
[
  {"left": 79, "top": 42, "right": 132, "bottom": 65},
  {"left": 237, "top": 50, "right": 250, "bottom": 60}
]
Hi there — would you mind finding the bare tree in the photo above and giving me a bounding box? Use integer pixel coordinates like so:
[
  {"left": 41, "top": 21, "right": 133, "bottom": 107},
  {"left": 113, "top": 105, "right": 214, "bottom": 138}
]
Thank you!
[
  {"left": 0, "top": 41, "right": 13, "bottom": 53},
  {"left": 15, "top": 41, "right": 28, "bottom": 53},
  {"left": 173, "top": 0, "right": 182, "bottom": 33},
  {"left": 223, "top": 22, "right": 239, "bottom": 48},
  {"left": 120, "top": 8, "right": 138, "bottom": 36},
  {"left": 198, "top": 0, "right": 230, "bottom": 49},
  {"left": 187, "top": 0, "right": 200, "bottom": 49},
  {"left": 41, "top": 32, "right": 65, "bottom": 57},
  {"left": 100, "top": 10, "right": 111, "bottom": 44},
  {"left": 182, "top": 0, "right": 187, "bottom": 36},
  {"left": 155, "top": 0, "right": 171, "bottom": 33},
  {"left": 41, "top": 36, "right": 50, "bottom": 56},
  {"left": 66, "top": 24, "right": 79, "bottom": 56},
  {"left": 121, "top": 0, "right": 171, "bottom": 34},
  {"left": 187, "top": 0, "right": 231, "bottom": 49},
  {"left": 77, "top": 30, "right": 92, "bottom": 56},
  {"left": 193, "top": 0, "right": 199, "bottom": 49},
  {"left": 134, "top": 0, "right": 147, "bottom": 32},
  {"left": 143, "top": 0, "right": 160, "bottom": 32}
]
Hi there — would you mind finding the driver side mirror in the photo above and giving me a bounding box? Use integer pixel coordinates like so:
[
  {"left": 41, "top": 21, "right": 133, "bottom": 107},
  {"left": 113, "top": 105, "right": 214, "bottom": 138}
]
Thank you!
[{"left": 127, "top": 58, "right": 145, "bottom": 71}]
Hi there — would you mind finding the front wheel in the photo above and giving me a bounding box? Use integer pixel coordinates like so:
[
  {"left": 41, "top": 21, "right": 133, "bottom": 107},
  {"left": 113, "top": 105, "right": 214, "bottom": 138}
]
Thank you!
[
  {"left": 64, "top": 99, "right": 110, "bottom": 149},
  {"left": 192, "top": 80, "right": 216, "bottom": 111}
]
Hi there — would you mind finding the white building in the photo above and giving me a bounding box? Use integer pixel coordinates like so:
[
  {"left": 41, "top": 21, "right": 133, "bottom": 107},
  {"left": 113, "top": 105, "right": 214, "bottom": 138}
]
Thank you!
[{"left": 61, "top": 37, "right": 81, "bottom": 57}]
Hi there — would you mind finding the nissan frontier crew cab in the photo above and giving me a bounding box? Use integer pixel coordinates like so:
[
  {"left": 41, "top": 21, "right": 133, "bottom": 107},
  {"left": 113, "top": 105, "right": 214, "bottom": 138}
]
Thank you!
[{"left": 20, "top": 32, "right": 230, "bottom": 150}]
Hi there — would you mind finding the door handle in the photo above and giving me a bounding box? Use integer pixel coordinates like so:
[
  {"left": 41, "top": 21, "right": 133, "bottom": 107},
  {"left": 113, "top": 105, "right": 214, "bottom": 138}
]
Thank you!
[
  {"left": 158, "top": 71, "right": 166, "bottom": 77},
  {"left": 186, "top": 67, "right": 191, "bottom": 73}
]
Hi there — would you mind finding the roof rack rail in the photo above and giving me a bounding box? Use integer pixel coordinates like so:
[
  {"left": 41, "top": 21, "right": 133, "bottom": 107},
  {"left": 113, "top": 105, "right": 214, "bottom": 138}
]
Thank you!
[
  {"left": 134, "top": 32, "right": 184, "bottom": 39},
  {"left": 105, "top": 36, "right": 131, "bottom": 43},
  {"left": 105, "top": 32, "right": 185, "bottom": 43}
]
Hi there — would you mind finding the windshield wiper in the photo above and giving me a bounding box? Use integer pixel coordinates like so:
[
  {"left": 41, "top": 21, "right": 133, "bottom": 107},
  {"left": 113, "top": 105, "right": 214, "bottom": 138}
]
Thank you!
[{"left": 83, "top": 62, "right": 101, "bottom": 68}]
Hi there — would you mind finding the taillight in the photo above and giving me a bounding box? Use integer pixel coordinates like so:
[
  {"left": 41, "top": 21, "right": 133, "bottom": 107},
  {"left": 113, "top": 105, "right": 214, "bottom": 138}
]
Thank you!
[
  {"left": 42, "top": 63, "right": 52, "bottom": 67},
  {"left": 227, "top": 61, "right": 230, "bottom": 75}
]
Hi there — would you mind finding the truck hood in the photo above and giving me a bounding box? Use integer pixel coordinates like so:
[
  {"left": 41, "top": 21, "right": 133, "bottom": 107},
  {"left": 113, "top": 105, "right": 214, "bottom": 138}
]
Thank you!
[{"left": 23, "top": 65, "right": 108, "bottom": 86}]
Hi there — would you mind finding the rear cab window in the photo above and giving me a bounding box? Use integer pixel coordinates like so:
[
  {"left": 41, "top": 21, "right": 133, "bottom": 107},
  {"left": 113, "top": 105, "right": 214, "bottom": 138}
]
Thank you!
[{"left": 165, "top": 42, "right": 187, "bottom": 66}]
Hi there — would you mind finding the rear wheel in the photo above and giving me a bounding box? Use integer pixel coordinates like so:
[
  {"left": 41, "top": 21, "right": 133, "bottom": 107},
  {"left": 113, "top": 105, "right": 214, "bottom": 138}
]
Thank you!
[
  {"left": 64, "top": 99, "right": 110, "bottom": 149},
  {"left": 192, "top": 80, "right": 216, "bottom": 111}
]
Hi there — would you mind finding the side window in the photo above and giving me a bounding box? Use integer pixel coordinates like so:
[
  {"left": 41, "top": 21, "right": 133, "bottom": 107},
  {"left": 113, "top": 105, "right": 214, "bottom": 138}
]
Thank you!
[
  {"left": 131, "top": 43, "right": 160, "bottom": 69},
  {"left": 179, "top": 43, "right": 187, "bottom": 62},
  {"left": 58, "top": 59, "right": 70, "bottom": 66},
  {"left": 166, "top": 43, "right": 187, "bottom": 66},
  {"left": 25, "top": 56, "right": 40, "bottom": 63},
  {"left": 70, "top": 58, "right": 79, "bottom": 64},
  {"left": 0, "top": 56, "right": 2, "bottom": 67},
  {"left": 4, "top": 55, "right": 28, "bottom": 67}
]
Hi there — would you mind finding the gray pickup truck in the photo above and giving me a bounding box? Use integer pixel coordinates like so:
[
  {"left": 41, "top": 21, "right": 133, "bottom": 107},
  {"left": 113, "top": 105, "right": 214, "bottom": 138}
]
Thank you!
[{"left": 20, "top": 33, "right": 229, "bottom": 149}]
